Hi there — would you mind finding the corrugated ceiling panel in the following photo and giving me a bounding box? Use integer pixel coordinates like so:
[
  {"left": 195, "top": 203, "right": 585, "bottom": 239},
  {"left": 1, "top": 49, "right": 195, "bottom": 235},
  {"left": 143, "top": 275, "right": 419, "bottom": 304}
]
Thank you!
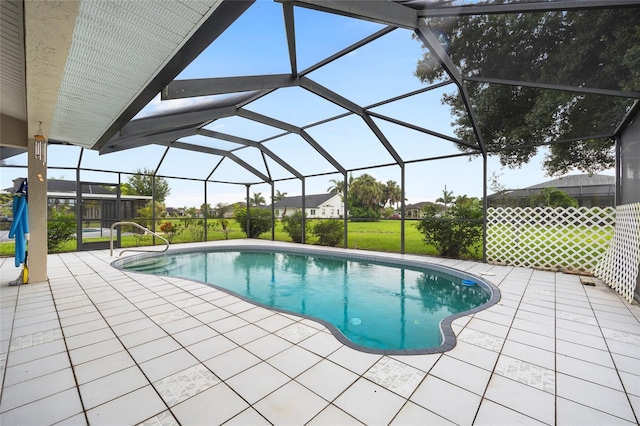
[
  {"left": 51, "top": 0, "right": 222, "bottom": 147},
  {"left": 0, "top": 0, "right": 26, "bottom": 121}
]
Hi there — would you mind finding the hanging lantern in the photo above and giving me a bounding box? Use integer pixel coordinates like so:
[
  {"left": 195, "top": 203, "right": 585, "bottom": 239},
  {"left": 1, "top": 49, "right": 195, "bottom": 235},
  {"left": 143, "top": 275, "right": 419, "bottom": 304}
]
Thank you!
[{"left": 34, "top": 121, "right": 47, "bottom": 165}]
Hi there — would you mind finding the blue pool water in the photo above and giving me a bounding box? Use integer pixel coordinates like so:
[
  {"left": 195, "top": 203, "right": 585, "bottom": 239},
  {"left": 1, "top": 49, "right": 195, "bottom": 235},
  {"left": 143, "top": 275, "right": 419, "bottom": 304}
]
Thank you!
[{"left": 122, "top": 250, "right": 495, "bottom": 352}]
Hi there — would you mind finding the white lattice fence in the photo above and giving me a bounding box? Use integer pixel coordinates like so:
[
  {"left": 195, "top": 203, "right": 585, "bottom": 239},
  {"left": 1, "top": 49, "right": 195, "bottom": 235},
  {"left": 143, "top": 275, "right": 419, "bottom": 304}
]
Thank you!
[
  {"left": 593, "top": 203, "right": 640, "bottom": 303},
  {"left": 487, "top": 206, "right": 616, "bottom": 274}
]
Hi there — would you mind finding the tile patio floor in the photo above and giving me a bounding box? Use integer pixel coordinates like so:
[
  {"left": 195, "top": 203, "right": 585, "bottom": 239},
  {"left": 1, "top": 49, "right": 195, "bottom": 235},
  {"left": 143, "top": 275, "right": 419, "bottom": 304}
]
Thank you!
[{"left": 1, "top": 240, "right": 639, "bottom": 425}]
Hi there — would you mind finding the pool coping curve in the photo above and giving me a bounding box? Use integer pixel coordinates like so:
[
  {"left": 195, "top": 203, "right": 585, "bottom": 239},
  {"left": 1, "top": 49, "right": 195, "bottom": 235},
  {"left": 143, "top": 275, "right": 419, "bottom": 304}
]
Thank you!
[{"left": 111, "top": 241, "right": 501, "bottom": 355}]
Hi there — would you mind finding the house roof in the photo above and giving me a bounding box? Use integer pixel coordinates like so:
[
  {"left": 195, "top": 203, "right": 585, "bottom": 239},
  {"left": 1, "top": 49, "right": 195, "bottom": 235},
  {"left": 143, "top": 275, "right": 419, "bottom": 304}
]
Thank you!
[
  {"left": 48, "top": 179, "right": 115, "bottom": 195},
  {"left": 5, "top": 178, "right": 153, "bottom": 200},
  {"left": 406, "top": 201, "right": 437, "bottom": 210},
  {"left": 525, "top": 174, "right": 615, "bottom": 190},
  {"left": 489, "top": 174, "right": 616, "bottom": 199},
  {"left": 6, "top": 178, "right": 114, "bottom": 195},
  {"left": 272, "top": 193, "right": 338, "bottom": 209}
]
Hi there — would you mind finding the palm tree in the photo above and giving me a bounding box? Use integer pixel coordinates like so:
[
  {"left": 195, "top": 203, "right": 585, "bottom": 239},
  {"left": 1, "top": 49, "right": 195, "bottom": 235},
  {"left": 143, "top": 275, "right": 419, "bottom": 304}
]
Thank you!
[
  {"left": 250, "top": 192, "right": 266, "bottom": 206},
  {"left": 350, "top": 174, "right": 384, "bottom": 210},
  {"left": 436, "top": 185, "right": 455, "bottom": 213},
  {"left": 326, "top": 178, "right": 344, "bottom": 198},
  {"left": 272, "top": 190, "right": 287, "bottom": 203},
  {"left": 455, "top": 194, "right": 470, "bottom": 206},
  {"left": 383, "top": 180, "right": 402, "bottom": 209}
]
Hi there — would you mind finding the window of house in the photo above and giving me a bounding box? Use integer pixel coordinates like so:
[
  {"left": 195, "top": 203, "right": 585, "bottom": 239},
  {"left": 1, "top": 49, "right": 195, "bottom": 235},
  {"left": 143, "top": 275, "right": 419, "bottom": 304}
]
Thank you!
[
  {"left": 275, "top": 209, "right": 279, "bottom": 216},
  {"left": 322, "top": 209, "right": 325, "bottom": 216},
  {"left": 310, "top": 209, "right": 315, "bottom": 215},
  {"left": 331, "top": 209, "right": 334, "bottom": 215}
]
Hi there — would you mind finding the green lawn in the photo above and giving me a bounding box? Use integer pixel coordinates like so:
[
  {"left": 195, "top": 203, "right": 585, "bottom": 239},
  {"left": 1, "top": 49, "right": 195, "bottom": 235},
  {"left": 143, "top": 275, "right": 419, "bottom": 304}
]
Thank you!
[{"left": 0, "top": 219, "right": 442, "bottom": 257}]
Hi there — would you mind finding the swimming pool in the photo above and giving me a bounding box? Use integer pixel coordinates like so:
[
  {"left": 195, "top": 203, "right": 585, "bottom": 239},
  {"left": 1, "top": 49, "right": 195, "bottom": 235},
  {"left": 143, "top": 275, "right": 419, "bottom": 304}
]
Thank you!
[{"left": 115, "top": 244, "right": 500, "bottom": 354}]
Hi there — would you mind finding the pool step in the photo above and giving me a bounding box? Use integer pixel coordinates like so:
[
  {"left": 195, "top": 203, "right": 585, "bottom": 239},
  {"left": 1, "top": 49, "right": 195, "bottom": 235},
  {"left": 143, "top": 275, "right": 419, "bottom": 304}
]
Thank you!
[{"left": 126, "top": 257, "right": 177, "bottom": 273}]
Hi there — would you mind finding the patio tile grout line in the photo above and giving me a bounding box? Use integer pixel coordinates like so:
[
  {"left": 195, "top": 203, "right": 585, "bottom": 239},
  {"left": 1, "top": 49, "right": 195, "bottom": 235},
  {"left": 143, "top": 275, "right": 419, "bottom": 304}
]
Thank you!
[
  {"left": 578, "top": 278, "right": 640, "bottom": 425},
  {"left": 5, "top": 246, "right": 638, "bottom": 425},
  {"left": 0, "top": 255, "right": 87, "bottom": 422},
  {"left": 76, "top": 249, "right": 346, "bottom": 424},
  {"left": 0, "top": 280, "right": 19, "bottom": 407},
  {"left": 58, "top": 251, "right": 176, "bottom": 422},
  {"left": 93, "top": 250, "right": 424, "bottom": 425},
  {"left": 49, "top": 255, "right": 92, "bottom": 426},
  {"left": 471, "top": 266, "right": 534, "bottom": 425}
]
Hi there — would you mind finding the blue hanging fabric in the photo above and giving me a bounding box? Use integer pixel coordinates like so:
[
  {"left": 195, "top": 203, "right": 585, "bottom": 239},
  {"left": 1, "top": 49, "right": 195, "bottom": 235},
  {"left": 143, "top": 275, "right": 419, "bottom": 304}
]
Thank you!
[{"left": 9, "top": 179, "right": 29, "bottom": 268}]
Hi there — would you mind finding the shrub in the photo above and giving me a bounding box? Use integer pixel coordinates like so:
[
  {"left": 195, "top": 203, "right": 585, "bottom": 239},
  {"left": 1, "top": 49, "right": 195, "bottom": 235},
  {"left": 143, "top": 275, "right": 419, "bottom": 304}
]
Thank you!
[
  {"left": 312, "top": 220, "right": 344, "bottom": 247},
  {"left": 282, "top": 210, "right": 307, "bottom": 243},
  {"left": 186, "top": 219, "right": 205, "bottom": 242},
  {"left": 348, "top": 206, "right": 380, "bottom": 222},
  {"left": 234, "top": 207, "right": 272, "bottom": 238},
  {"left": 159, "top": 221, "right": 179, "bottom": 243},
  {"left": 219, "top": 218, "right": 230, "bottom": 239},
  {"left": 48, "top": 209, "right": 76, "bottom": 253},
  {"left": 415, "top": 199, "right": 483, "bottom": 259}
]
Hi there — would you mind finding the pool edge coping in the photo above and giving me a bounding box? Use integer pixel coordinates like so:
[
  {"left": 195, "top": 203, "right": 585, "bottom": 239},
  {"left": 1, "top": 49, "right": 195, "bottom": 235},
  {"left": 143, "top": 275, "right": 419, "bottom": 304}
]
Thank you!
[{"left": 110, "top": 241, "right": 501, "bottom": 356}]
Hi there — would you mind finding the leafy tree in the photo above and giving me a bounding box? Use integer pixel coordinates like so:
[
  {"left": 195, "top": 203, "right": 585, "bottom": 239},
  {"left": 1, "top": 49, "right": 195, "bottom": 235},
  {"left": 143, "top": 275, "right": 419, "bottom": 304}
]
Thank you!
[
  {"left": 415, "top": 10, "right": 639, "bottom": 175},
  {"left": 435, "top": 186, "right": 455, "bottom": 213},
  {"left": 416, "top": 196, "right": 483, "bottom": 259},
  {"left": 312, "top": 220, "right": 344, "bottom": 247},
  {"left": 531, "top": 187, "right": 579, "bottom": 208},
  {"left": 48, "top": 207, "right": 76, "bottom": 253},
  {"left": 123, "top": 168, "right": 171, "bottom": 202},
  {"left": 250, "top": 192, "right": 266, "bottom": 207},
  {"left": 200, "top": 203, "right": 211, "bottom": 218},
  {"left": 234, "top": 206, "right": 272, "bottom": 238},
  {"left": 135, "top": 200, "right": 165, "bottom": 230},
  {"left": 273, "top": 190, "right": 287, "bottom": 203},
  {"left": 382, "top": 207, "right": 396, "bottom": 219},
  {"left": 282, "top": 210, "right": 307, "bottom": 243},
  {"left": 213, "top": 202, "right": 230, "bottom": 218}
]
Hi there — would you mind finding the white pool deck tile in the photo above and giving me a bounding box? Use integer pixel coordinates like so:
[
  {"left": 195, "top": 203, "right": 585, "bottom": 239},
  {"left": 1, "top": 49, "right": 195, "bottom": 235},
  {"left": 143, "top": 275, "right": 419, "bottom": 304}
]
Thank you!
[{"left": 1, "top": 240, "right": 639, "bottom": 425}]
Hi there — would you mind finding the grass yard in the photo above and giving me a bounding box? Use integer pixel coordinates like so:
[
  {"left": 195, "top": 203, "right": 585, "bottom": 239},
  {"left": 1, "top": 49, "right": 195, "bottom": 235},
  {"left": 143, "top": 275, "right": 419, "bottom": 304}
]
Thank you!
[
  {"left": 0, "top": 219, "right": 441, "bottom": 257},
  {"left": 256, "top": 219, "right": 439, "bottom": 256}
]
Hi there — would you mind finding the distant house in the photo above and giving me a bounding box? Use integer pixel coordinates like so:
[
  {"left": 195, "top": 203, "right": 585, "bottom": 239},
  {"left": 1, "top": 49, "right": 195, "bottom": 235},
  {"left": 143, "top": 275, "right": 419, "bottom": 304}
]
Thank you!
[
  {"left": 405, "top": 201, "right": 440, "bottom": 218},
  {"left": 221, "top": 202, "right": 246, "bottom": 219},
  {"left": 488, "top": 174, "right": 615, "bottom": 207},
  {"left": 271, "top": 193, "right": 343, "bottom": 219},
  {"left": 6, "top": 178, "right": 151, "bottom": 222},
  {"left": 165, "top": 207, "right": 185, "bottom": 217}
]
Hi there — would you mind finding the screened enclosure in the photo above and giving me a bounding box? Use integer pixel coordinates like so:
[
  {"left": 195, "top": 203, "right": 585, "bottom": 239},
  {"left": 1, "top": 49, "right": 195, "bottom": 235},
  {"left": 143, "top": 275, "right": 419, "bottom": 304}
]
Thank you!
[{"left": 1, "top": 0, "right": 639, "bottom": 258}]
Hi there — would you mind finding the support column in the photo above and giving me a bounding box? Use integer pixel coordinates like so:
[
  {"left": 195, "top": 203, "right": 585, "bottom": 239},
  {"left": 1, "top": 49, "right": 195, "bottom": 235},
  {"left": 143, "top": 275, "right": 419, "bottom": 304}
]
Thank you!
[
  {"left": 343, "top": 172, "right": 348, "bottom": 249},
  {"left": 27, "top": 138, "right": 48, "bottom": 283},
  {"left": 246, "top": 185, "right": 251, "bottom": 238},
  {"left": 271, "top": 183, "right": 275, "bottom": 241},
  {"left": 301, "top": 178, "right": 306, "bottom": 244},
  {"left": 400, "top": 165, "right": 405, "bottom": 254},
  {"left": 482, "top": 153, "right": 488, "bottom": 263}
]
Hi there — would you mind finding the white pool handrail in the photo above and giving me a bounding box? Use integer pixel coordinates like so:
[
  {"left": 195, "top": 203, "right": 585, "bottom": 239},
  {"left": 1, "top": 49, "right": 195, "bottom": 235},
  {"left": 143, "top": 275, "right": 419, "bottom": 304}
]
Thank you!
[{"left": 110, "top": 221, "right": 169, "bottom": 257}]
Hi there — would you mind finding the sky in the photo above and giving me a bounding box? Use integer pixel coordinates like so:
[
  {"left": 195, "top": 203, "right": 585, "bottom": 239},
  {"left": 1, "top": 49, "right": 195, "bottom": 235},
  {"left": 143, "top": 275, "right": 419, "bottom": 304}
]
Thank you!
[{"left": 0, "top": 0, "right": 613, "bottom": 208}]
